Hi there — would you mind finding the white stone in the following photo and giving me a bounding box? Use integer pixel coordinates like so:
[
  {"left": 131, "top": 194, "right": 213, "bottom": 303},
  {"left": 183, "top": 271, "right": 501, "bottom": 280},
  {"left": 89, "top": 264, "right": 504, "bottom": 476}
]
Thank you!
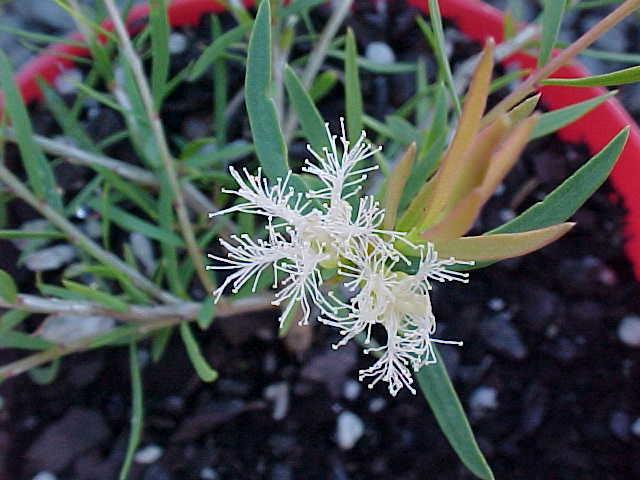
[
  {"left": 264, "top": 382, "right": 289, "bottom": 421},
  {"left": 618, "top": 316, "right": 640, "bottom": 347},
  {"left": 336, "top": 411, "right": 364, "bottom": 450},
  {"left": 469, "top": 386, "right": 498, "bottom": 413},
  {"left": 39, "top": 315, "right": 115, "bottom": 345},
  {"left": 131, "top": 232, "right": 157, "bottom": 276},
  {"left": 168, "top": 32, "right": 187, "bottom": 54},
  {"left": 134, "top": 444, "right": 163, "bottom": 464},
  {"left": 24, "top": 244, "right": 77, "bottom": 271},
  {"left": 365, "top": 41, "right": 395, "bottom": 65},
  {"left": 631, "top": 418, "right": 640, "bottom": 437},
  {"left": 488, "top": 297, "right": 506, "bottom": 311},
  {"left": 54, "top": 68, "right": 82, "bottom": 95},
  {"left": 342, "top": 379, "right": 361, "bottom": 401},
  {"left": 32, "top": 473, "right": 57, "bottom": 480},
  {"left": 368, "top": 397, "right": 386, "bottom": 413},
  {"left": 200, "top": 467, "right": 219, "bottom": 480}
]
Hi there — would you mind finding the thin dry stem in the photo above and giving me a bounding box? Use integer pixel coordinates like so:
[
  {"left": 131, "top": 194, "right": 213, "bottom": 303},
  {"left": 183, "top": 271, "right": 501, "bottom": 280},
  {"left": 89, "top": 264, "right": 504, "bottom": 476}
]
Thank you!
[
  {"left": 483, "top": 0, "right": 640, "bottom": 125},
  {"left": 0, "top": 162, "right": 179, "bottom": 304},
  {"left": 0, "top": 294, "right": 276, "bottom": 382},
  {"left": 103, "top": 0, "right": 215, "bottom": 293}
]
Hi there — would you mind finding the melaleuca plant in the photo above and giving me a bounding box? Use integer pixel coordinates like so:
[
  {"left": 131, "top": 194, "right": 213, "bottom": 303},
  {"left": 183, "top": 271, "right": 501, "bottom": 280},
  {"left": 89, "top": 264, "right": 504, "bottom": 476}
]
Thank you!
[{"left": 0, "top": 0, "right": 637, "bottom": 479}]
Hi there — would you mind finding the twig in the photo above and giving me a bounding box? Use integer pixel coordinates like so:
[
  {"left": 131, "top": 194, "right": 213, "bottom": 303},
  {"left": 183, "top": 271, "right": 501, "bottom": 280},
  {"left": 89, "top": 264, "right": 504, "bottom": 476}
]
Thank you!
[
  {"left": 283, "top": 0, "right": 353, "bottom": 142},
  {"left": 0, "top": 294, "right": 277, "bottom": 382},
  {"left": 0, "top": 293, "right": 275, "bottom": 324},
  {"left": 483, "top": 0, "right": 640, "bottom": 125},
  {"left": 103, "top": 0, "right": 215, "bottom": 293},
  {"left": 0, "top": 162, "right": 179, "bottom": 304}
]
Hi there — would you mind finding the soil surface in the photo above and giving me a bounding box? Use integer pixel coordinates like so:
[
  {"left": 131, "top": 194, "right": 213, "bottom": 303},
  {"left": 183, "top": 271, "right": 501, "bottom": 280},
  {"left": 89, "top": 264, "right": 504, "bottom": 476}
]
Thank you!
[{"left": 1, "top": 2, "right": 640, "bottom": 479}]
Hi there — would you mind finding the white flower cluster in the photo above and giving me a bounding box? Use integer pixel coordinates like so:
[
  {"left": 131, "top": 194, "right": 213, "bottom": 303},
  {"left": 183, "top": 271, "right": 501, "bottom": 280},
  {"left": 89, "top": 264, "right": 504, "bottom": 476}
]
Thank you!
[{"left": 208, "top": 119, "right": 472, "bottom": 395}]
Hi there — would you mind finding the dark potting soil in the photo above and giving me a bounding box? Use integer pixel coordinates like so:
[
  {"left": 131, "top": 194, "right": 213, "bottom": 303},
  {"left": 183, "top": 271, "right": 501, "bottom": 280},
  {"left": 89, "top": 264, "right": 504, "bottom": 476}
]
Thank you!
[{"left": 1, "top": 2, "right": 640, "bottom": 479}]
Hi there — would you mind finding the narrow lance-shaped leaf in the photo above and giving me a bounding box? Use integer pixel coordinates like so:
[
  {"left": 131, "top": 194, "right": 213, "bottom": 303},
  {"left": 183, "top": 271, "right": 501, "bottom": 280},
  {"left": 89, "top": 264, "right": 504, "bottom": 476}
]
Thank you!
[
  {"left": 0, "top": 269, "right": 17, "bottom": 303},
  {"left": 434, "top": 223, "right": 575, "bottom": 261},
  {"left": 0, "top": 50, "right": 62, "bottom": 211},
  {"left": 118, "top": 342, "right": 144, "bottom": 480},
  {"left": 531, "top": 91, "right": 616, "bottom": 139},
  {"left": 492, "top": 127, "right": 629, "bottom": 234},
  {"left": 541, "top": 65, "right": 640, "bottom": 87},
  {"left": 416, "top": 348, "right": 495, "bottom": 480},
  {"left": 422, "top": 40, "right": 495, "bottom": 227},
  {"left": 189, "top": 23, "right": 251, "bottom": 81},
  {"left": 180, "top": 322, "right": 219, "bottom": 382},
  {"left": 150, "top": 0, "right": 170, "bottom": 107},
  {"left": 245, "top": 0, "right": 289, "bottom": 180},
  {"left": 283, "top": 65, "right": 329, "bottom": 153},
  {"left": 425, "top": 0, "right": 462, "bottom": 114},
  {"left": 344, "top": 28, "right": 364, "bottom": 143},
  {"left": 383, "top": 142, "right": 416, "bottom": 230},
  {"left": 538, "top": 0, "right": 566, "bottom": 67}
]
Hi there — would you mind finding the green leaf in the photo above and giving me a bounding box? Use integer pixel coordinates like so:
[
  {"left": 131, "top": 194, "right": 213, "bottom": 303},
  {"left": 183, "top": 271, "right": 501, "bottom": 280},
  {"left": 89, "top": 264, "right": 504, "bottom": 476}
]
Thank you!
[
  {"left": 309, "top": 69, "right": 338, "bottom": 101},
  {"left": 28, "top": 358, "right": 61, "bottom": 385},
  {"left": 531, "top": 91, "right": 616, "bottom": 139},
  {"left": 493, "top": 127, "right": 628, "bottom": 234},
  {"left": 196, "top": 297, "right": 217, "bottom": 330},
  {"left": 416, "top": 347, "right": 494, "bottom": 480},
  {"left": 541, "top": 65, "right": 640, "bottom": 87},
  {"left": 151, "top": 327, "right": 173, "bottom": 362},
  {"left": 0, "top": 269, "right": 17, "bottom": 303},
  {"left": 424, "top": 2, "right": 461, "bottom": 114},
  {"left": 119, "top": 342, "right": 144, "bottom": 480},
  {"left": 183, "top": 141, "right": 253, "bottom": 169},
  {"left": 245, "top": 0, "right": 289, "bottom": 181},
  {"left": 180, "top": 322, "right": 218, "bottom": 382},
  {"left": 0, "top": 310, "right": 29, "bottom": 334},
  {"left": 0, "top": 50, "right": 62, "bottom": 211},
  {"left": 61, "top": 280, "right": 129, "bottom": 312},
  {"left": 150, "top": 0, "right": 170, "bottom": 107},
  {"left": 538, "top": 0, "right": 566, "bottom": 67},
  {"left": 189, "top": 23, "right": 250, "bottom": 81},
  {"left": 86, "top": 198, "right": 183, "bottom": 247},
  {"left": 283, "top": 65, "right": 329, "bottom": 152},
  {"left": 344, "top": 28, "right": 364, "bottom": 143},
  {"left": 0, "top": 331, "right": 53, "bottom": 350}
]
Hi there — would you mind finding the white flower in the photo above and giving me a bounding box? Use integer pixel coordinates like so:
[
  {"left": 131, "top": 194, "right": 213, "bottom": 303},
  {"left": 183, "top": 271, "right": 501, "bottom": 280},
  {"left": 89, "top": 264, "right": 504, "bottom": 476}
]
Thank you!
[
  {"left": 208, "top": 119, "right": 385, "bottom": 325},
  {"left": 208, "top": 119, "right": 473, "bottom": 396}
]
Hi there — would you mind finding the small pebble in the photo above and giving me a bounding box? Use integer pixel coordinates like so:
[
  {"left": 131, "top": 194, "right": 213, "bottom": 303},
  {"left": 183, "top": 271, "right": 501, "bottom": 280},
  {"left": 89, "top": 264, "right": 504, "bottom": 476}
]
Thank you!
[
  {"left": 24, "top": 244, "right": 77, "bottom": 271},
  {"left": 200, "top": 467, "right": 219, "bottom": 480},
  {"left": 32, "top": 473, "right": 57, "bottom": 480},
  {"left": 134, "top": 444, "right": 163, "bottom": 464},
  {"left": 131, "top": 232, "right": 157, "bottom": 276},
  {"left": 617, "top": 316, "right": 640, "bottom": 347},
  {"left": 499, "top": 208, "right": 516, "bottom": 222},
  {"left": 264, "top": 382, "right": 289, "bottom": 421},
  {"left": 469, "top": 386, "right": 498, "bottom": 415},
  {"left": 368, "top": 397, "right": 386, "bottom": 413},
  {"left": 336, "top": 411, "right": 364, "bottom": 450},
  {"left": 609, "top": 411, "right": 630, "bottom": 440},
  {"left": 631, "top": 418, "right": 640, "bottom": 438},
  {"left": 54, "top": 68, "right": 82, "bottom": 95},
  {"left": 488, "top": 297, "right": 506, "bottom": 311},
  {"left": 365, "top": 41, "right": 395, "bottom": 65},
  {"left": 343, "top": 380, "right": 361, "bottom": 401},
  {"left": 168, "top": 32, "right": 187, "bottom": 54}
]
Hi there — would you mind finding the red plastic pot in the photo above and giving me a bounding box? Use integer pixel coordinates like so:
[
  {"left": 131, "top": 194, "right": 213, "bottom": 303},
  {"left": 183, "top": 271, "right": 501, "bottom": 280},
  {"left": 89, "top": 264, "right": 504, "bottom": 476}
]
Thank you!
[{"left": 5, "top": 0, "right": 640, "bottom": 278}]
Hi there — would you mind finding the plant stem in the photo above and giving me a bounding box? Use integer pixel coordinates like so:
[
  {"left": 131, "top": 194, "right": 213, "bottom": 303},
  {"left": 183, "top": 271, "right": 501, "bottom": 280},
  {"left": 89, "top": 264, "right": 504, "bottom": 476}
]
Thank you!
[
  {"left": 283, "top": 0, "right": 353, "bottom": 142},
  {"left": 483, "top": 0, "right": 640, "bottom": 125},
  {"left": 0, "top": 162, "right": 178, "bottom": 304},
  {"left": 0, "top": 294, "right": 276, "bottom": 382},
  {"left": 103, "top": 0, "right": 216, "bottom": 293},
  {"left": 0, "top": 127, "right": 235, "bottom": 232}
]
